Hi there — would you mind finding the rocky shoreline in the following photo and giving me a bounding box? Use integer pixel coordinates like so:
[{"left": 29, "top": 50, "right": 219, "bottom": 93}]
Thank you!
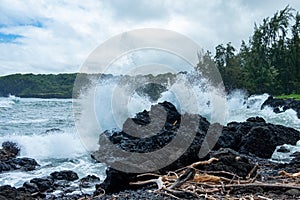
[
  {"left": 261, "top": 95, "right": 300, "bottom": 119},
  {"left": 1, "top": 98, "right": 300, "bottom": 199}
]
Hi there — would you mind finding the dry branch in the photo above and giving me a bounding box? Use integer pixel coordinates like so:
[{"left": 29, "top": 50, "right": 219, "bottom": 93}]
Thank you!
[
  {"left": 128, "top": 158, "right": 300, "bottom": 199},
  {"left": 279, "top": 170, "right": 300, "bottom": 178}
]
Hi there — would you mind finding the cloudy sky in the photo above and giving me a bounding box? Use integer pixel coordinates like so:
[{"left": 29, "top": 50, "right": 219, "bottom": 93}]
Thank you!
[{"left": 0, "top": 0, "right": 300, "bottom": 75}]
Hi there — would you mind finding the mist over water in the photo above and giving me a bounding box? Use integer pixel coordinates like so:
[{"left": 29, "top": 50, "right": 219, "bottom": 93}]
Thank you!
[
  {"left": 75, "top": 72, "right": 300, "bottom": 154},
  {"left": 0, "top": 97, "right": 106, "bottom": 187},
  {"left": 1, "top": 72, "right": 300, "bottom": 187},
  {"left": 75, "top": 72, "right": 227, "bottom": 152}
]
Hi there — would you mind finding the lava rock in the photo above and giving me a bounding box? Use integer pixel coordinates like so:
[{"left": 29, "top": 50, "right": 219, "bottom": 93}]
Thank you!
[
  {"left": 204, "top": 148, "right": 255, "bottom": 178},
  {"left": 0, "top": 185, "right": 34, "bottom": 200},
  {"left": 277, "top": 146, "right": 290, "bottom": 153},
  {"left": 2, "top": 141, "right": 20, "bottom": 156},
  {"left": 261, "top": 96, "right": 300, "bottom": 118},
  {"left": 0, "top": 141, "right": 20, "bottom": 162},
  {"left": 30, "top": 177, "right": 54, "bottom": 192},
  {"left": 0, "top": 141, "right": 39, "bottom": 173},
  {"left": 22, "top": 181, "right": 39, "bottom": 194},
  {"left": 94, "top": 101, "right": 211, "bottom": 193},
  {"left": 0, "top": 157, "right": 39, "bottom": 173},
  {"left": 94, "top": 101, "right": 300, "bottom": 194},
  {"left": 216, "top": 117, "right": 300, "bottom": 158},
  {"left": 290, "top": 152, "right": 300, "bottom": 165},
  {"left": 50, "top": 170, "right": 79, "bottom": 181},
  {"left": 80, "top": 175, "right": 100, "bottom": 188},
  {"left": 94, "top": 188, "right": 178, "bottom": 200},
  {"left": 95, "top": 168, "right": 137, "bottom": 194},
  {"left": 286, "top": 189, "right": 300, "bottom": 196}
]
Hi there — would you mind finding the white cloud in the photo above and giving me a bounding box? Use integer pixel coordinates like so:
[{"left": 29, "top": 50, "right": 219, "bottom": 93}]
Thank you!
[{"left": 0, "top": 0, "right": 299, "bottom": 75}]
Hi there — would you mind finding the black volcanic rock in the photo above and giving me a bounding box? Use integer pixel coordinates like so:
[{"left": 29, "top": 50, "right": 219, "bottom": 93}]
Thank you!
[
  {"left": 0, "top": 185, "right": 34, "bottom": 200},
  {"left": 204, "top": 148, "right": 255, "bottom": 178},
  {"left": 0, "top": 157, "right": 39, "bottom": 173},
  {"left": 18, "top": 170, "right": 87, "bottom": 198},
  {"left": 50, "top": 170, "right": 79, "bottom": 181},
  {"left": 216, "top": 118, "right": 300, "bottom": 158},
  {"left": 94, "top": 101, "right": 300, "bottom": 193},
  {"left": 0, "top": 141, "right": 39, "bottom": 173},
  {"left": 261, "top": 96, "right": 300, "bottom": 118},
  {"left": 0, "top": 141, "right": 20, "bottom": 162},
  {"left": 2, "top": 141, "right": 20, "bottom": 157},
  {"left": 30, "top": 177, "right": 54, "bottom": 192},
  {"left": 277, "top": 146, "right": 290, "bottom": 153},
  {"left": 94, "top": 101, "right": 210, "bottom": 193}
]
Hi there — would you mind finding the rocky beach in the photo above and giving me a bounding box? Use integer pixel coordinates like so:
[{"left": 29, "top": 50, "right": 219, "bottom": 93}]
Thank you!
[{"left": 1, "top": 98, "right": 300, "bottom": 199}]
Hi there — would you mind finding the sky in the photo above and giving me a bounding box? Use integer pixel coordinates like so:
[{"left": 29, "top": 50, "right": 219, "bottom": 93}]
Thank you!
[{"left": 0, "top": 0, "right": 300, "bottom": 75}]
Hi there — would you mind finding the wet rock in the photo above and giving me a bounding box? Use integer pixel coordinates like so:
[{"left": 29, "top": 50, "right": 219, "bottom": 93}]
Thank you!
[
  {"left": 96, "top": 168, "right": 136, "bottom": 194},
  {"left": 50, "top": 170, "right": 79, "bottom": 181},
  {"left": 0, "top": 157, "right": 39, "bottom": 173},
  {"left": 80, "top": 175, "right": 100, "bottom": 188},
  {"left": 261, "top": 96, "right": 300, "bottom": 118},
  {"left": 246, "top": 116, "right": 266, "bottom": 123},
  {"left": 94, "top": 101, "right": 210, "bottom": 193},
  {"left": 285, "top": 189, "right": 300, "bottom": 196},
  {"left": 290, "top": 152, "right": 300, "bottom": 165},
  {"left": 0, "top": 141, "right": 39, "bottom": 173},
  {"left": 95, "top": 101, "right": 300, "bottom": 194},
  {"left": 0, "top": 162, "right": 11, "bottom": 172},
  {"left": 217, "top": 117, "right": 300, "bottom": 158},
  {"left": 94, "top": 188, "right": 176, "bottom": 200},
  {"left": 9, "top": 157, "right": 39, "bottom": 171},
  {"left": 277, "top": 146, "right": 290, "bottom": 153},
  {"left": 204, "top": 148, "right": 255, "bottom": 178},
  {"left": 22, "top": 181, "right": 39, "bottom": 194},
  {"left": 0, "top": 185, "right": 34, "bottom": 200},
  {"left": 30, "top": 176, "right": 54, "bottom": 192},
  {"left": 0, "top": 141, "right": 20, "bottom": 162},
  {"left": 2, "top": 141, "right": 20, "bottom": 156}
]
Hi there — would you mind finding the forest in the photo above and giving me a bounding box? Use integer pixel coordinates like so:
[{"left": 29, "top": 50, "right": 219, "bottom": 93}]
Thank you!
[
  {"left": 197, "top": 6, "right": 300, "bottom": 95},
  {"left": 0, "top": 73, "right": 76, "bottom": 98}
]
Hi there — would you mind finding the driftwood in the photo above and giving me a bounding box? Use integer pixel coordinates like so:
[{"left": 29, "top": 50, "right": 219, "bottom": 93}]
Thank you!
[
  {"left": 129, "top": 157, "right": 300, "bottom": 199},
  {"left": 279, "top": 170, "right": 300, "bottom": 178}
]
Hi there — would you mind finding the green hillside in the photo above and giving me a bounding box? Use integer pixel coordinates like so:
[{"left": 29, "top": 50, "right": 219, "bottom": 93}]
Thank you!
[{"left": 0, "top": 73, "right": 77, "bottom": 98}]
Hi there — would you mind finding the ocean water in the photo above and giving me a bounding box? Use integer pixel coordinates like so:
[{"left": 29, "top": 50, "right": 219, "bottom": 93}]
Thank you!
[
  {"left": 0, "top": 96, "right": 106, "bottom": 188},
  {"left": 1, "top": 74, "right": 300, "bottom": 188}
]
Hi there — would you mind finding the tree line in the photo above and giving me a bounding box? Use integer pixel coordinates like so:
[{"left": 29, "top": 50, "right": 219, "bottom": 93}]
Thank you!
[
  {"left": 0, "top": 73, "right": 77, "bottom": 98},
  {"left": 197, "top": 6, "right": 300, "bottom": 95}
]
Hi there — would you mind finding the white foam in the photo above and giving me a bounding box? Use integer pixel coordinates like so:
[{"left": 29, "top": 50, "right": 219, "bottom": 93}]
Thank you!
[
  {"left": 0, "top": 98, "right": 15, "bottom": 108},
  {"left": 272, "top": 143, "right": 300, "bottom": 163},
  {"left": 73, "top": 73, "right": 300, "bottom": 162},
  {"left": 0, "top": 131, "right": 87, "bottom": 160}
]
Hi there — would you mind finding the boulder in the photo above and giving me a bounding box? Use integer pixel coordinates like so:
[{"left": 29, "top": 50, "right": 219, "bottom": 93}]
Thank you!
[
  {"left": 261, "top": 96, "right": 300, "bottom": 118},
  {"left": 0, "top": 141, "right": 39, "bottom": 173},
  {"left": 216, "top": 117, "right": 300, "bottom": 158},
  {"left": 95, "top": 101, "right": 210, "bottom": 193},
  {"left": 204, "top": 148, "right": 255, "bottom": 178},
  {"left": 0, "top": 185, "right": 34, "bottom": 200},
  {"left": 30, "top": 177, "right": 54, "bottom": 192},
  {"left": 0, "top": 141, "right": 20, "bottom": 162},
  {"left": 50, "top": 170, "right": 79, "bottom": 181},
  {"left": 95, "top": 101, "right": 300, "bottom": 193},
  {"left": 0, "top": 157, "right": 39, "bottom": 173}
]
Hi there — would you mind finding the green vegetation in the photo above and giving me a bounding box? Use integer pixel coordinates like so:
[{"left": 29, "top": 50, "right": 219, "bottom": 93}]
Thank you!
[
  {"left": 1, "top": 6, "right": 299, "bottom": 99},
  {"left": 197, "top": 6, "right": 300, "bottom": 96},
  {"left": 0, "top": 73, "right": 77, "bottom": 98},
  {"left": 275, "top": 94, "right": 300, "bottom": 100}
]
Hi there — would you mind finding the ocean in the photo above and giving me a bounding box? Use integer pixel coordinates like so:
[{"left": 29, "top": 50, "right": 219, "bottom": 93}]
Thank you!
[{"left": 1, "top": 74, "right": 300, "bottom": 189}]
